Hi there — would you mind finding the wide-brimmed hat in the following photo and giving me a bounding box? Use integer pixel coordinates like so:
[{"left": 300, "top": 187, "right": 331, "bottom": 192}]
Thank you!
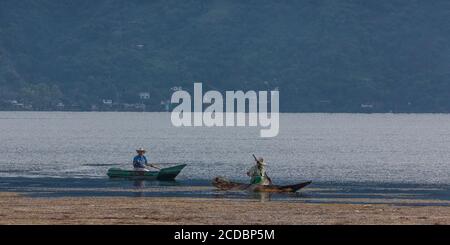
[
  {"left": 257, "top": 157, "right": 266, "bottom": 165},
  {"left": 136, "top": 147, "right": 146, "bottom": 153}
]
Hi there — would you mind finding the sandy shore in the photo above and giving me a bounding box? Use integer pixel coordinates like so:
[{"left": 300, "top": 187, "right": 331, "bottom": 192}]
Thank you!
[{"left": 1, "top": 192, "right": 449, "bottom": 225}]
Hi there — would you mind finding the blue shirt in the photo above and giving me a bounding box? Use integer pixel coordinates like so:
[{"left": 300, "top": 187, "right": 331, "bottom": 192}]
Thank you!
[{"left": 133, "top": 155, "right": 148, "bottom": 168}]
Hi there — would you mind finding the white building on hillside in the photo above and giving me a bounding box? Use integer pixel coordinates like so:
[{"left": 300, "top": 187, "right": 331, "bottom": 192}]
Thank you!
[{"left": 139, "top": 92, "right": 150, "bottom": 100}]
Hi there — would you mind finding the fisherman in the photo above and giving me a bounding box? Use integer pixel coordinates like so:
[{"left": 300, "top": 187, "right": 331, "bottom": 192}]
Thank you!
[
  {"left": 247, "top": 157, "right": 271, "bottom": 185},
  {"left": 133, "top": 147, "right": 155, "bottom": 171}
]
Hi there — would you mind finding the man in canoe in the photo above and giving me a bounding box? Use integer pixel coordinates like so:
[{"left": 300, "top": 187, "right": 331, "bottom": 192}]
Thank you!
[
  {"left": 247, "top": 157, "right": 271, "bottom": 185},
  {"left": 133, "top": 147, "right": 156, "bottom": 171}
]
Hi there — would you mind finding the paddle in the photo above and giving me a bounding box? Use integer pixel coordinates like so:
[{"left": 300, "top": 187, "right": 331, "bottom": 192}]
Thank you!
[
  {"left": 252, "top": 154, "right": 273, "bottom": 185},
  {"left": 147, "top": 164, "right": 161, "bottom": 170}
]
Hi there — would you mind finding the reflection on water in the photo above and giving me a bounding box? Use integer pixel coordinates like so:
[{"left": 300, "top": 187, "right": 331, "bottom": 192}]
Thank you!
[
  {"left": 133, "top": 180, "right": 145, "bottom": 197},
  {"left": 253, "top": 192, "right": 271, "bottom": 202},
  {"left": 133, "top": 180, "right": 146, "bottom": 189}
]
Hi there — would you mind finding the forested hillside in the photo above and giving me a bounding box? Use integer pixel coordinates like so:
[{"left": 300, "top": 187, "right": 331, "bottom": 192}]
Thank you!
[{"left": 1, "top": 0, "right": 449, "bottom": 112}]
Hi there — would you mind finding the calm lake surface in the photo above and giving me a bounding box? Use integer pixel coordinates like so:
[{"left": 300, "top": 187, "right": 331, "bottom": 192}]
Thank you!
[
  {"left": 0, "top": 112, "right": 450, "bottom": 184},
  {"left": 1, "top": 112, "right": 450, "bottom": 184},
  {"left": 1, "top": 112, "right": 450, "bottom": 204}
]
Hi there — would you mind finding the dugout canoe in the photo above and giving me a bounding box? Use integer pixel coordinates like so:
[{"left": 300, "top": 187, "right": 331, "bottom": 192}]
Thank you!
[{"left": 212, "top": 177, "right": 311, "bottom": 193}]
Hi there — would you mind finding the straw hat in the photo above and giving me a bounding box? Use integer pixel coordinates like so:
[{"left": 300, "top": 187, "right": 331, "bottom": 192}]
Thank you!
[
  {"left": 136, "top": 147, "right": 146, "bottom": 153},
  {"left": 257, "top": 157, "right": 266, "bottom": 165}
]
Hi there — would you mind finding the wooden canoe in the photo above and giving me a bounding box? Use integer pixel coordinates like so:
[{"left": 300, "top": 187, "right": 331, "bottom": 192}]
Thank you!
[{"left": 212, "top": 177, "right": 312, "bottom": 193}]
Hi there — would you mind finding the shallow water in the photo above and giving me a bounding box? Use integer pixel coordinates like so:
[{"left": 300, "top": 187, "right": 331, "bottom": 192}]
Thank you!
[{"left": 1, "top": 177, "right": 449, "bottom": 206}]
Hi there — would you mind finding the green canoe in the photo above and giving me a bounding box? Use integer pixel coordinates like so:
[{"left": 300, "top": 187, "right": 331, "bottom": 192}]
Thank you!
[{"left": 107, "top": 164, "right": 187, "bottom": 180}]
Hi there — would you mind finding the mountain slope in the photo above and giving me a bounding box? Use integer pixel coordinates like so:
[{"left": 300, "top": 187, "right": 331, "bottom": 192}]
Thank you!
[{"left": 1, "top": 0, "right": 450, "bottom": 111}]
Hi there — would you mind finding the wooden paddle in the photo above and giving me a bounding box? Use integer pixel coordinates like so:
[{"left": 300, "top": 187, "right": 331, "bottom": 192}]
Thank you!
[
  {"left": 252, "top": 154, "right": 273, "bottom": 185},
  {"left": 147, "top": 164, "right": 161, "bottom": 170}
]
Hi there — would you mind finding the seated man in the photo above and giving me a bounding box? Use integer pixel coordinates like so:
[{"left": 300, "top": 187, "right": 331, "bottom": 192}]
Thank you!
[
  {"left": 133, "top": 147, "right": 154, "bottom": 171},
  {"left": 247, "top": 157, "right": 271, "bottom": 185}
]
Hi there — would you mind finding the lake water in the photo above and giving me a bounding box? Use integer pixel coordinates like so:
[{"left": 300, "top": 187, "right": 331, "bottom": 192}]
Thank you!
[
  {"left": 1, "top": 112, "right": 450, "bottom": 203},
  {"left": 0, "top": 112, "right": 450, "bottom": 206}
]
